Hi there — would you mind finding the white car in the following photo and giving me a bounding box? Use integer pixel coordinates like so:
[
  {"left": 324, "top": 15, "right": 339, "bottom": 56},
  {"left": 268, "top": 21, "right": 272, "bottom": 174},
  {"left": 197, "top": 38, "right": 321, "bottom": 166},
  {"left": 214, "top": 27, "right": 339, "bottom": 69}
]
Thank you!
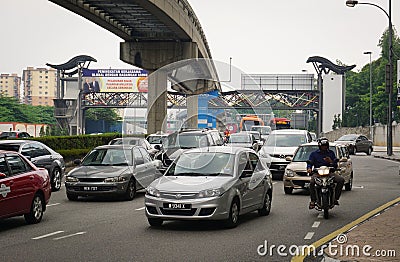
[{"left": 258, "top": 129, "right": 313, "bottom": 175}]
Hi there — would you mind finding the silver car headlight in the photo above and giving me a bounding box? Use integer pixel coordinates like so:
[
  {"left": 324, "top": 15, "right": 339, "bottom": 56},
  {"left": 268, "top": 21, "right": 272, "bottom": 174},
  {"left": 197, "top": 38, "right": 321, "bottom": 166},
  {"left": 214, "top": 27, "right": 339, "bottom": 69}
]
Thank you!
[
  {"left": 146, "top": 186, "right": 161, "bottom": 197},
  {"left": 66, "top": 176, "right": 79, "bottom": 182},
  {"left": 285, "top": 169, "right": 295, "bottom": 177},
  {"left": 197, "top": 188, "right": 223, "bottom": 198},
  {"left": 104, "top": 176, "right": 127, "bottom": 183}
]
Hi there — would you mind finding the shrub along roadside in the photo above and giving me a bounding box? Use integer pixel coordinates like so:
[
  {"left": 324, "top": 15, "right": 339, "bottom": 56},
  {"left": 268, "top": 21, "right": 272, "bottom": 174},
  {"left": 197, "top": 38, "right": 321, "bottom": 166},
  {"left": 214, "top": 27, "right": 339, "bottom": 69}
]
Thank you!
[{"left": 31, "top": 133, "right": 122, "bottom": 165}]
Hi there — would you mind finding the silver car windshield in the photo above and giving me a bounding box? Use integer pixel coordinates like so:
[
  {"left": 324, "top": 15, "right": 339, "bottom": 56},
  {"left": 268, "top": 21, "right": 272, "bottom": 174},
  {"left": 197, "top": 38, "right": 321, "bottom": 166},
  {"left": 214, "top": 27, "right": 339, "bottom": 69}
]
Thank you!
[
  {"left": 337, "top": 135, "right": 358, "bottom": 141},
  {"left": 264, "top": 134, "right": 307, "bottom": 147},
  {"left": 164, "top": 134, "right": 208, "bottom": 149},
  {"left": 229, "top": 134, "right": 251, "bottom": 143},
  {"left": 251, "top": 126, "right": 271, "bottom": 135},
  {"left": 292, "top": 145, "right": 336, "bottom": 162},
  {"left": 82, "top": 149, "right": 132, "bottom": 166},
  {"left": 166, "top": 152, "right": 235, "bottom": 176}
]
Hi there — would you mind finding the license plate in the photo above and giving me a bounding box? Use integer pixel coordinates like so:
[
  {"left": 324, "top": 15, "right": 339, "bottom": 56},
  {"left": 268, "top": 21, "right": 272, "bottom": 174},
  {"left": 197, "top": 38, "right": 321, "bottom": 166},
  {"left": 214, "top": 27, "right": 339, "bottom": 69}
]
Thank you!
[
  {"left": 163, "top": 203, "right": 190, "bottom": 209},
  {"left": 83, "top": 186, "right": 98, "bottom": 191},
  {"left": 304, "top": 183, "right": 310, "bottom": 188}
]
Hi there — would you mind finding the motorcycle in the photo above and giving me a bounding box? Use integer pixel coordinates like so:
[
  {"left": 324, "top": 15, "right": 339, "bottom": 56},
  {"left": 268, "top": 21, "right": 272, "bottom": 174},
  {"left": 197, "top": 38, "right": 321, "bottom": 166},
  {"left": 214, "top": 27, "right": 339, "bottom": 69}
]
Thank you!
[{"left": 312, "top": 166, "right": 336, "bottom": 219}]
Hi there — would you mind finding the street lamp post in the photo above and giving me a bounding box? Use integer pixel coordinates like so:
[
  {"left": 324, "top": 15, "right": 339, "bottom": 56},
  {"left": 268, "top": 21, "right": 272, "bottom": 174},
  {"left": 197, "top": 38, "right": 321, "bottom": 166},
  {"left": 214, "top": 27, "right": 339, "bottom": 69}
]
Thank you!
[
  {"left": 346, "top": 0, "right": 393, "bottom": 156},
  {"left": 363, "top": 51, "right": 373, "bottom": 142}
]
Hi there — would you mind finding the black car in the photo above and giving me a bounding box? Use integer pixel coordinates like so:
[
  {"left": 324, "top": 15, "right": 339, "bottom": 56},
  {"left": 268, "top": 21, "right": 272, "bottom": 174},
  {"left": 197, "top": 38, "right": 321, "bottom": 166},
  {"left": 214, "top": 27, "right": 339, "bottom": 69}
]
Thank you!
[
  {"left": 334, "top": 134, "right": 373, "bottom": 155},
  {"left": 0, "top": 131, "right": 32, "bottom": 139},
  {"left": 0, "top": 140, "right": 65, "bottom": 191},
  {"left": 155, "top": 128, "right": 224, "bottom": 171}
]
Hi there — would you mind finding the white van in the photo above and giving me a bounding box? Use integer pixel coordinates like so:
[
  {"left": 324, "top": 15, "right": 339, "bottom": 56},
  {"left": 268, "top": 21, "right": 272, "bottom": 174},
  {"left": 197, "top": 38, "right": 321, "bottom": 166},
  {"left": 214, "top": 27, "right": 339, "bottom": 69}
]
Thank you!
[{"left": 258, "top": 129, "right": 312, "bottom": 174}]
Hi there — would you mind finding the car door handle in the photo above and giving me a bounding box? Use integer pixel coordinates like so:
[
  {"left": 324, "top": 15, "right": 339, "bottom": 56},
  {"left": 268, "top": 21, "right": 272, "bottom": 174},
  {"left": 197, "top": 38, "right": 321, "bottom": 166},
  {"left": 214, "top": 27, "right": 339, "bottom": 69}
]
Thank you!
[
  {"left": 9, "top": 180, "right": 14, "bottom": 185},
  {"left": 29, "top": 175, "right": 34, "bottom": 180}
]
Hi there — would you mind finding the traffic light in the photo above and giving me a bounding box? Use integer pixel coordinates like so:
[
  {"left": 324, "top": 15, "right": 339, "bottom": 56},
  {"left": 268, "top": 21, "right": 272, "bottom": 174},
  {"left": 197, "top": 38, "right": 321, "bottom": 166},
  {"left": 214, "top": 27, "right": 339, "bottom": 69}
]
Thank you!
[{"left": 385, "top": 64, "right": 392, "bottom": 94}]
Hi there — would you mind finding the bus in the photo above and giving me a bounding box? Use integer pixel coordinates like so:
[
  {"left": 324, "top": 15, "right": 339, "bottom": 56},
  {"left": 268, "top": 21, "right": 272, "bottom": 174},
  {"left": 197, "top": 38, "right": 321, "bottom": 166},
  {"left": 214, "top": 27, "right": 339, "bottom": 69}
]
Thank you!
[
  {"left": 270, "top": 117, "right": 291, "bottom": 130},
  {"left": 240, "top": 115, "right": 264, "bottom": 131}
]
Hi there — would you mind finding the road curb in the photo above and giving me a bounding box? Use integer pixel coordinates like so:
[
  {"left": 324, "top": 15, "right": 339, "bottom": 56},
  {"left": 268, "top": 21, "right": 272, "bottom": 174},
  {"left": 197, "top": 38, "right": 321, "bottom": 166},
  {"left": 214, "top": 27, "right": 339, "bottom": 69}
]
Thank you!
[
  {"left": 373, "top": 155, "right": 400, "bottom": 162},
  {"left": 291, "top": 196, "right": 400, "bottom": 262}
]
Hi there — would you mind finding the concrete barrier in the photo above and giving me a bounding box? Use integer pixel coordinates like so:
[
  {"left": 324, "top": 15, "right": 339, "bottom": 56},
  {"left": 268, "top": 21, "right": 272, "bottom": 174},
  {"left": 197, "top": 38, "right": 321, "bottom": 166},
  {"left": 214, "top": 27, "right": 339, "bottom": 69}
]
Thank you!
[{"left": 322, "top": 123, "right": 400, "bottom": 147}]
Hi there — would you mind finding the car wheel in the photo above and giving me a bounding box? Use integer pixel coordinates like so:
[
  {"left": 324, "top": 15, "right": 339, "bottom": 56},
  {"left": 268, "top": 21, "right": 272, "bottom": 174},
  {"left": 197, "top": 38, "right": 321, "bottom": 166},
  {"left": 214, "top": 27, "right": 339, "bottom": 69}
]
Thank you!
[
  {"left": 284, "top": 187, "right": 293, "bottom": 195},
  {"left": 225, "top": 198, "right": 240, "bottom": 228},
  {"left": 345, "top": 173, "right": 353, "bottom": 191},
  {"left": 67, "top": 193, "right": 78, "bottom": 201},
  {"left": 258, "top": 192, "right": 272, "bottom": 216},
  {"left": 51, "top": 168, "right": 62, "bottom": 192},
  {"left": 24, "top": 194, "right": 44, "bottom": 224},
  {"left": 124, "top": 179, "right": 136, "bottom": 201},
  {"left": 148, "top": 218, "right": 163, "bottom": 227},
  {"left": 367, "top": 147, "right": 372, "bottom": 155}
]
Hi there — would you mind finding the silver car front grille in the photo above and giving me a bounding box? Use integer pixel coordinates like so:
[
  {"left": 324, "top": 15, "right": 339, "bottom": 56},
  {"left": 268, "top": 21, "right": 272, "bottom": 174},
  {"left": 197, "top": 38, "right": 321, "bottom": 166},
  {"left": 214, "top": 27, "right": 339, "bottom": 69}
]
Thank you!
[{"left": 159, "top": 192, "right": 198, "bottom": 200}]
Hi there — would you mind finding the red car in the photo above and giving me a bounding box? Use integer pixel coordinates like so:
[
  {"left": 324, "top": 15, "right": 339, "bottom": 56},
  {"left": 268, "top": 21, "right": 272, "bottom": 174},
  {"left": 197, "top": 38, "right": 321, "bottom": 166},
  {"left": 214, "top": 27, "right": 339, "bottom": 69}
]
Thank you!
[{"left": 0, "top": 151, "right": 51, "bottom": 224}]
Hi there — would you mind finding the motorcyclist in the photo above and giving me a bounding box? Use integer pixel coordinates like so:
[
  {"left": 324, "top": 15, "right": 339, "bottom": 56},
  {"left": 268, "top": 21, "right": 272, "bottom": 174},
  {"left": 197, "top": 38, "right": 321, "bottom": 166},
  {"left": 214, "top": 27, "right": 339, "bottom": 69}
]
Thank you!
[{"left": 307, "top": 137, "right": 345, "bottom": 209}]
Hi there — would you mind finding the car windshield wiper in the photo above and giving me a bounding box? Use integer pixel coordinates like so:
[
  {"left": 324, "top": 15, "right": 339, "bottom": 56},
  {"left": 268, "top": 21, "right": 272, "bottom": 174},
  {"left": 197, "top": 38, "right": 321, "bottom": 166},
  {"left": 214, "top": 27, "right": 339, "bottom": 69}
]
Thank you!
[
  {"left": 167, "top": 172, "right": 205, "bottom": 176},
  {"left": 112, "top": 162, "right": 129, "bottom": 166},
  {"left": 202, "top": 173, "right": 232, "bottom": 176}
]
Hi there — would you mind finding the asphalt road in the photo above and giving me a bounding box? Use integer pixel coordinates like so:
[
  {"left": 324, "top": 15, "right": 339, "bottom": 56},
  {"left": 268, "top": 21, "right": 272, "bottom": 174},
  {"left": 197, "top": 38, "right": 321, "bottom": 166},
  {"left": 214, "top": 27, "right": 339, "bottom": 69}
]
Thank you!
[{"left": 0, "top": 154, "right": 398, "bottom": 261}]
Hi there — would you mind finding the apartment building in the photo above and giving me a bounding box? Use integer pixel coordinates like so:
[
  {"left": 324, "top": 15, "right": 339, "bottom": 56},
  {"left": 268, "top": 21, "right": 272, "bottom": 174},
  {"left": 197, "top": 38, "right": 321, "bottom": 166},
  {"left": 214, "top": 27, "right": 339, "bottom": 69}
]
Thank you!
[
  {"left": 0, "top": 73, "right": 21, "bottom": 100},
  {"left": 22, "top": 67, "right": 57, "bottom": 106}
]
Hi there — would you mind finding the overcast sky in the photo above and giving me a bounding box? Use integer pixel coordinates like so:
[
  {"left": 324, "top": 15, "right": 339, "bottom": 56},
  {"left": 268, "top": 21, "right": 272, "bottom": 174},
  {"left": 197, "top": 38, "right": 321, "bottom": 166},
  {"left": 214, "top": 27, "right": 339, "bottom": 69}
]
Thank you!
[{"left": 1, "top": 0, "right": 399, "bottom": 77}]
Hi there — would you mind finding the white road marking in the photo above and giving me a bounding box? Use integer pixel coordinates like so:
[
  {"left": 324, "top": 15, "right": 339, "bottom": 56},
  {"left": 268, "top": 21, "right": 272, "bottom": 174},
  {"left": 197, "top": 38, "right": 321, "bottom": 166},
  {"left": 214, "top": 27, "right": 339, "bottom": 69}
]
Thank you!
[
  {"left": 54, "top": 232, "right": 86, "bottom": 240},
  {"left": 352, "top": 185, "right": 364, "bottom": 189},
  {"left": 312, "top": 221, "right": 320, "bottom": 228},
  {"left": 135, "top": 207, "right": 145, "bottom": 211},
  {"left": 317, "top": 213, "right": 324, "bottom": 219},
  {"left": 32, "top": 231, "right": 64, "bottom": 240},
  {"left": 47, "top": 203, "right": 60, "bottom": 207},
  {"left": 304, "top": 232, "right": 315, "bottom": 240}
]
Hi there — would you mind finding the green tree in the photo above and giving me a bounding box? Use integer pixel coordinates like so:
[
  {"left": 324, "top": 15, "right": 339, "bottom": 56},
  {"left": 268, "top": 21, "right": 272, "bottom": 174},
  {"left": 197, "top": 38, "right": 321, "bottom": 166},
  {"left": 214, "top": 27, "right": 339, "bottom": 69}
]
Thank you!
[
  {"left": 85, "top": 108, "right": 121, "bottom": 122},
  {"left": 343, "top": 28, "right": 399, "bottom": 126}
]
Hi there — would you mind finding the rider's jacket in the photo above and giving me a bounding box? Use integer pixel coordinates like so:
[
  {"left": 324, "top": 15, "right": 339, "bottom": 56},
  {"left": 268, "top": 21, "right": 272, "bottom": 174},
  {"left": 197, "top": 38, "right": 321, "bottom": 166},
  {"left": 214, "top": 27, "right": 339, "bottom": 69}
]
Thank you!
[{"left": 307, "top": 149, "right": 338, "bottom": 170}]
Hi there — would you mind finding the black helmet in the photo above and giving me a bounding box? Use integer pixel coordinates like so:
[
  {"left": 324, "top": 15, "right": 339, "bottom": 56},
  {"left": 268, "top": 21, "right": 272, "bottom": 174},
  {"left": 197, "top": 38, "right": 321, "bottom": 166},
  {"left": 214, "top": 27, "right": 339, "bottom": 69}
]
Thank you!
[{"left": 318, "top": 137, "right": 329, "bottom": 148}]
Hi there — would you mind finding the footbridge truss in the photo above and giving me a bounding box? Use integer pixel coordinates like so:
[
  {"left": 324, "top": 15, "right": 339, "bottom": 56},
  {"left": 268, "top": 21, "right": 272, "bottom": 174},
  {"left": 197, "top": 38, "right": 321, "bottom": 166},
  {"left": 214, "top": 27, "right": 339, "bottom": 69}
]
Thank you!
[{"left": 81, "top": 89, "right": 319, "bottom": 111}]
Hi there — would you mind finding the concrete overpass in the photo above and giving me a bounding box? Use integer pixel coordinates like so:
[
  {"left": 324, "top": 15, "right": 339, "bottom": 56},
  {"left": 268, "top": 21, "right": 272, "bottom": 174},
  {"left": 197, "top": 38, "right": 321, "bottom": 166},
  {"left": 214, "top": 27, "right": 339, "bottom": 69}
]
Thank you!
[{"left": 49, "top": 0, "right": 220, "bottom": 133}]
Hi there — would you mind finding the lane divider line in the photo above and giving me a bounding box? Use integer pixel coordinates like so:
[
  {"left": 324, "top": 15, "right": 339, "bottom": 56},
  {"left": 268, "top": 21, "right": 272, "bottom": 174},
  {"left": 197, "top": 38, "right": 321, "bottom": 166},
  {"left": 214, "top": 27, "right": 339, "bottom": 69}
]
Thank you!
[
  {"left": 317, "top": 213, "right": 323, "bottom": 219},
  {"left": 54, "top": 232, "right": 86, "bottom": 240},
  {"left": 135, "top": 207, "right": 145, "bottom": 211},
  {"left": 304, "top": 232, "right": 314, "bottom": 240},
  {"left": 292, "top": 196, "right": 400, "bottom": 262},
  {"left": 47, "top": 203, "right": 60, "bottom": 207},
  {"left": 312, "top": 222, "right": 320, "bottom": 228},
  {"left": 32, "top": 231, "right": 64, "bottom": 240}
]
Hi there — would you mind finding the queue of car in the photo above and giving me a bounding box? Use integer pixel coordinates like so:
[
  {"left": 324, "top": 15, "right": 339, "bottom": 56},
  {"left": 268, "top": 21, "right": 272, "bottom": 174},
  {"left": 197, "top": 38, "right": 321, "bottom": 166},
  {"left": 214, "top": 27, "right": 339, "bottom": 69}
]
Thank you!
[{"left": 0, "top": 127, "right": 369, "bottom": 228}]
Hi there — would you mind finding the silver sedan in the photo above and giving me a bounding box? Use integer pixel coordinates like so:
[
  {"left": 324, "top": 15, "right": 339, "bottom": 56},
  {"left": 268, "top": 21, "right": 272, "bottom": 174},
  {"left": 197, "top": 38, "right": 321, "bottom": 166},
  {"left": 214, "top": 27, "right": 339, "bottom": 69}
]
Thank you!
[
  {"left": 65, "top": 145, "right": 161, "bottom": 201},
  {"left": 145, "top": 146, "right": 273, "bottom": 228}
]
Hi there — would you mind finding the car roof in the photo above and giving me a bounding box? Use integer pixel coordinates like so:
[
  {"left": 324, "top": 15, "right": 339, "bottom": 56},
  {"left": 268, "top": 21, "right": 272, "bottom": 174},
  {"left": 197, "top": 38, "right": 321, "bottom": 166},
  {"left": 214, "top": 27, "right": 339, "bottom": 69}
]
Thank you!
[
  {"left": 184, "top": 146, "right": 253, "bottom": 154},
  {"left": 0, "top": 139, "right": 32, "bottom": 145},
  {"left": 270, "top": 129, "right": 309, "bottom": 134},
  {"left": 299, "top": 141, "right": 341, "bottom": 147},
  {"left": 95, "top": 145, "right": 138, "bottom": 150}
]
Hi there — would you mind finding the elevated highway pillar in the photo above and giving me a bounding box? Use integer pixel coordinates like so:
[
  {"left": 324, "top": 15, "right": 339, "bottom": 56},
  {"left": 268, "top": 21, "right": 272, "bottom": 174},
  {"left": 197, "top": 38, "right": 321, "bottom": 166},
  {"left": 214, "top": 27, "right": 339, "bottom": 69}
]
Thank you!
[{"left": 121, "top": 41, "right": 199, "bottom": 133}]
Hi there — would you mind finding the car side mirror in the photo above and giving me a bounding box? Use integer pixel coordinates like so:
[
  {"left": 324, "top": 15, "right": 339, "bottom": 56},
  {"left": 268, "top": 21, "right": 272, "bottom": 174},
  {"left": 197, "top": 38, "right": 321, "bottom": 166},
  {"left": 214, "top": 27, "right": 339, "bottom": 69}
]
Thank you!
[
  {"left": 339, "top": 157, "right": 348, "bottom": 162},
  {"left": 154, "top": 145, "right": 161, "bottom": 150},
  {"left": 0, "top": 172, "right": 6, "bottom": 179},
  {"left": 285, "top": 156, "right": 292, "bottom": 162},
  {"left": 356, "top": 139, "right": 361, "bottom": 142},
  {"left": 73, "top": 159, "right": 82, "bottom": 165}
]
